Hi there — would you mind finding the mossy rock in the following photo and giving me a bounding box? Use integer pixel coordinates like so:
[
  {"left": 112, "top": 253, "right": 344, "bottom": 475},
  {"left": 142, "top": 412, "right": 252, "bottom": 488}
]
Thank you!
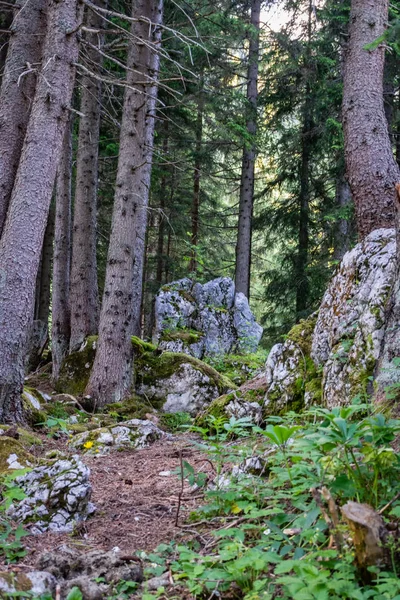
[
  {"left": 160, "top": 327, "right": 203, "bottom": 345},
  {"left": 0, "top": 437, "right": 36, "bottom": 472},
  {"left": 204, "top": 351, "right": 267, "bottom": 386},
  {"left": 285, "top": 315, "right": 317, "bottom": 356},
  {"left": 21, "top": 388, "right": 47, "bottom": 426},
  {"left": 135, "top": 349, "right": 236, "bottom": 396},
  {"left": 55, "top": 336, "right": 98, "bottom": 395},
  {"left": 0, "top": 572, "right": 38, "bottom": 593},
  {"left": 0, "top": 426, "right": 42, "bottom": 448},
  {"left": 105, "top": 395, "right": 157, "bottom": 421}
]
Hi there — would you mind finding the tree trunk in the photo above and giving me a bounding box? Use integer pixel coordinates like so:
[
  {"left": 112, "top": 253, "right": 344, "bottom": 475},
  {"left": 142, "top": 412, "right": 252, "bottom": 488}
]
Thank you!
[
  {"left": 0, "top": 0, "right": 82, "bottom": 423},
  {"left": 52, "top": 120, "right": 73, "bottom": 381},
  {"left": 333, "top": 174, "right": 353, "bottom": 261},
  {"left": 69, "top": 3, "right": 106, "bottom": 351},
  {"left": 189, "top": 81, "right": 204, "bottom": 274},
  {"left": 295, "top": 83, "right": 312, "bottom": 320},
  {"left": 85, "top": 0, "right": 163, "bottom": 407},
  {"left": 0, "top": 0, "right": 47, "bottom": 238},
  {"left": 342, "top": 0, "right": 399, "bottom": 239},
  {"left": 234, "top": 0, "right": 261, "bottom": 299}
]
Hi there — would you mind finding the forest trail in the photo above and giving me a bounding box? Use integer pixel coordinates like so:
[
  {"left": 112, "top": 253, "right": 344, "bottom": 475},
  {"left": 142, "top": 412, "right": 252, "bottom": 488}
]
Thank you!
[{"left": 2, "top": 432, "right": 212, "bottom": 571}]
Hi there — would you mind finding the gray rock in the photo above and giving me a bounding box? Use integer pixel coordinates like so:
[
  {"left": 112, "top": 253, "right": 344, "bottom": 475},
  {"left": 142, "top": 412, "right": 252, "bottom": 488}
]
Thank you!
[
  {"left": 154, "top": 277, "right": 262, "bottom": 358},
  {"left": 312, "top": 228, "right": 396, "bottom": 407},
  {"left": 264, "top": 341, "right": 305, "bottom": 413},
  {"left": 137, "top": 363, "right": 220, "bottom": 415},
  {"left": 38, "top": 544, "right": 143, "bottom": 599},
  {"left": 0, "top": 571, "right": 56, "bottom": 596},
  {"left": 7, "top": 456, "right": 94, "bottom": 533},
  {"left": 69, "top": 418, "right": 166, "bottom": 454}
]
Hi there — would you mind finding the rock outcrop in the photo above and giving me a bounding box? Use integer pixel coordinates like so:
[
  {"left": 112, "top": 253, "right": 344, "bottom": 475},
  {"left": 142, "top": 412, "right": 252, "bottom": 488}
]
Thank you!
[
  {"left": 154, "top": 277, "right": 263, "bottom": 358},
  {"left": 263, "top": 229, "right": 397, "bottom": 412},
  {"left": 7, "top": 455, "right": 95, "bottom": 533},
  {"left": 69, "top": 418, "right": 166, "bottom": 454},
  {"left": 58, "top": 337, "right": 236, "bottom": 416}
]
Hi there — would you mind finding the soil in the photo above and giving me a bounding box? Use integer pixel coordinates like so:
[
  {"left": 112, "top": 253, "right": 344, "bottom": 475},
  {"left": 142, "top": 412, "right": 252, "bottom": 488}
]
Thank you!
[{"left": 5, "top": 432, "right": 215, "bottom": 572}]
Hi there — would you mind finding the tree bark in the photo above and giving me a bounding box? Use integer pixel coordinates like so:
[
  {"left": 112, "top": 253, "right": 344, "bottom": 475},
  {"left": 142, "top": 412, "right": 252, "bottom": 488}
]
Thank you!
[
  {"left": 234, "top": 0, "right": 261, "bottom": 299},
  {"left": 85, "top": 0, "right": 163, "bottom": 407},
  {"left": 0, "top": 0, "right": 47, "bottom": 238},
  {"left": 0, "top": 0, "right": 82, "bottom": 423},
  {"left": 189, "top": 80, "right": 204, "bottom": 274},
  {"left": 52, "top": 120, "right": 73, "bottom": 381},
  {"left": 342, "top": 0, "right": 399, "bottom": 239},
  {"left": 69, "top": 2, "right": 106, "bottom": 351}
]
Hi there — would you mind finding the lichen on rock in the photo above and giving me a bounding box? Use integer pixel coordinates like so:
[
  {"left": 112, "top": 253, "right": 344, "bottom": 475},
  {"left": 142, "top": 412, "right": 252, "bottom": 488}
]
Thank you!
[
  {"left": 69, "top": 418, "right": 166, "bottom": 454},
  {"left": 7, "top": 455, "right": 95, "bottom": 533},
  {"left": 154, "top": 277, "right": 263, "bottom": 358}
]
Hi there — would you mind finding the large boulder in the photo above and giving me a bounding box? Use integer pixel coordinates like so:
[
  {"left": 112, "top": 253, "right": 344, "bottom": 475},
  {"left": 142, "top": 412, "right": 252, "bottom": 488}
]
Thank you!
[
  {"left": 57, "top": 337, "right": 236, "bottom": 416},
  {"left": 7, "top": 455, "right": 95, "bottom": 534},
  {"left": 312, "top": 228, "right": 396, "bottom": 407},
  {"left": 263, "top": 228, "right": 397, "bottom": 413},
  {"left": 154, "top": 277, "right": 263, "bottom": 358}
]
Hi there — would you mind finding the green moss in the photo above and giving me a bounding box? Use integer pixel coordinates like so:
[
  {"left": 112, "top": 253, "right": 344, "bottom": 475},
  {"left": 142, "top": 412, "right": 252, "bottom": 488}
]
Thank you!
[
  {"left": 0, "top": 437, "right": 35, "bottom": 472},
  {"left": 160, "top": 327, "right": 203, "bottom": 345},
  {"left": 285, "top": 315, "right": 317, "bottom": 355},
  {"left": 178, "top": 289, "right": 196, "bottom": 303},
  {"left": 106, "top": 395, "right": 159, "bottom": 420},
  {"left": 0, "top": 427, "right": 42, "bottom": 448},
  {"left": 131, "top": 336, "right": 157, "bottom": 354},
  {"left": 55, "top": 336, "right": 98, "bottom": 395},
  {"left": 135, "top": 349, "right": 236, "bottom": 395},
  {"left": 21, "top": 388, "right": 47, "bottom": 426},
  {"left": 0, "top": 572, "right": 34, "bottom": 593},
  {"left": 204, "top": 352, "right": 267, "bottom": 385}
]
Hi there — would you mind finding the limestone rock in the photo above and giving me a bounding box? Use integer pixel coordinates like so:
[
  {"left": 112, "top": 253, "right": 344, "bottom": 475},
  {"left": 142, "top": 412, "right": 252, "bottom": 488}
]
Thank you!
[
  {"left": 312, "top": 228, "right": 396, "bottom": 407},
  {"left": 154, "top": 277, "right": 262, "bottom": 358},
  {"left": 0, "top": 571, "right": 56, "bottom": 596},
  {"left": 7, "top": 455, "right": 94, "bottom": 533},
  {"left": 0, "top": 437, "right": 35, "bottom": 472},
  {"left": 69, "top": 418, "right": 166, "bottom": 454},
  {"left": 37, "top": 544, "right": 143, "bottom": 599}
]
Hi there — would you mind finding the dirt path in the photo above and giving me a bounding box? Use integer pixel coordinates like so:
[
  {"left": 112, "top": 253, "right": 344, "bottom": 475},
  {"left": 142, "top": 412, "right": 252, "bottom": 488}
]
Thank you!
[{"left": 17, "top": 433, "right": 212, "bottom": 567}]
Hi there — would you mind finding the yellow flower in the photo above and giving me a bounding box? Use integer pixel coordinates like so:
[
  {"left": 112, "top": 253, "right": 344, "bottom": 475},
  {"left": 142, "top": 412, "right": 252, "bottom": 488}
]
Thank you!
[{"left": 83, "top": 441, "right": 94, "bottom": 449}]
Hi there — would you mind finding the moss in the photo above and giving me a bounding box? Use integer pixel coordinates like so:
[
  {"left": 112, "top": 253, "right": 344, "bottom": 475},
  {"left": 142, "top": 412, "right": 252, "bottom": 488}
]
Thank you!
[
  {"left": 0, "top": 427, "right": 42, "bottom": 448},
  {"left": 196, "top": 392, "right": 236, "bottom": 426},
  {"left": 131, "top": 336, "right": 157, "bottom": 354},
  {"left": 135, "top": 349, "right": 236, "bottom": 396},
  {"left": 160, "top": 327, "right": 203, "bottom": 345},
  {"left": 0, "top": 572, "right": 34, "bottom": 592},
  {"left": 0, "top": 437, "right": 35, "bottom": 472},
  {"left": 178, "top": 289, "right": 196, "bottom": 303},
  {"left": 285, "top": 315, "right": 317, "bottom": 355},
  {"left": 106, "top": 395, "right": 158, "bottom": 420},
  {"left": 204, "top": 352, "right": 267, "bottom": 385},
  {"left": 55, "top": 336, "right": 98, "bottom": 395},
  {"left": 21, "top": 388, "right": 47, "bottom": 426}
]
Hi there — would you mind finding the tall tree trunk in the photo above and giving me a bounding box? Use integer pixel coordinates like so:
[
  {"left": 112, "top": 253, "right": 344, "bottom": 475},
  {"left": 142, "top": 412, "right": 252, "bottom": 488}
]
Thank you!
[
  {"left": 333, "top": 174, "right": 353, "bottom": 261},
  {"left": 295, "top": 83, "right": 312, "bottom": 319},
  {"left": 26, "top": 203, "right": 55, "bottom": 372},
  {"left": 189, "top": 81, "right": 204, "bottom": 274},
  {"left": 0, "top": 4, "right": 13, "bottom": 83},
  {"left": 0, "top": 0, "right": 82, "bottom": 423},
  {"left": 0, "top": 0, "right": 47, "bottom": 238},
  {"left": 85, "top": 0, "right": 163, "bottom": 407},
  {"left": 69, "top": 3, "right": 105, "bottom": 351},
  {"left": 52, "top": 120, "right": 73, "bottom": 380},
  {"left": 343, "top": 0, "right": 399, "bottom": 239},
  {"left": 234, "top": 0, "right": 261, "bottom": 299}
]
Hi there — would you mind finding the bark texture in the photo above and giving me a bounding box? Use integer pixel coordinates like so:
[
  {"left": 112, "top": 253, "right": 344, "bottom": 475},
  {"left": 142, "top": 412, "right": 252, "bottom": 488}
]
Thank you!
[
  {"left": 0, "top": 0, "right": 82, "bottom": 422},
  {"left": 52, "top": 121, "right": 73, "bottom": 381},
  {"left": 189, "top": 82, "right": 204, "bottom": 274},
  {"left": 69, "top": 2, "right": 105, "bottom": 351},
  {"left": 343, "top": 0, "right": 399, "bottom": 239},
  {"left": 0, "top": 0, "right": 47, "bottom": 238},
  {"left": 85, "top": 0, "right": 163, "bottom": 406},
  {"left": 234, "top": 0, "right": 261, "bottom": 299}
]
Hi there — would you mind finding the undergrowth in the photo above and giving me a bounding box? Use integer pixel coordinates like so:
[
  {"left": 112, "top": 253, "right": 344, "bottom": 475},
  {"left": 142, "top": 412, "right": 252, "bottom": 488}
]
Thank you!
[{"left": 139, "top": 403, "right": 400, "bottom": 600}]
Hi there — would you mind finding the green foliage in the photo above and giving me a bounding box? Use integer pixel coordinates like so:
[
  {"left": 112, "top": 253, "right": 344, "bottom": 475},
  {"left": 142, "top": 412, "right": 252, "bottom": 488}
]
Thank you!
[
  {"left": 159, "top": 411, "right": 192, "bottom": 432},
  {"left": 144, "top": 401, "right": 400, "bottom": 599},
  {"left": 0, "top": 470, "right": 30, "bottom": 563}
]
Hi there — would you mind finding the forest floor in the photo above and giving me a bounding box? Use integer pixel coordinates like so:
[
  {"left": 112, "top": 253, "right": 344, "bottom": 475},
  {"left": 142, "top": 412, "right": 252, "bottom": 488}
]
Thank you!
[{"left": 2, "top": 431, "right": 214, "bottom": 572}]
